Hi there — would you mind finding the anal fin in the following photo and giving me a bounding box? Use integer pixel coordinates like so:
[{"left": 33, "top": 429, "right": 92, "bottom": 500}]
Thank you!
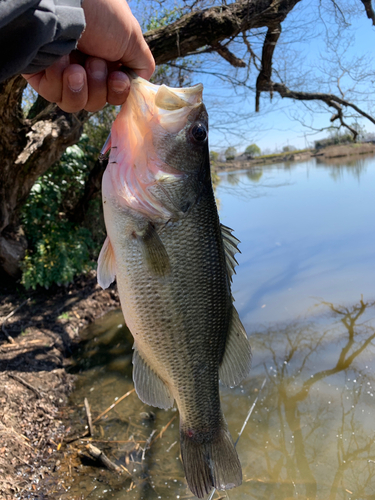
[
  {"left": 219, "top": 307, "right": 252, "bottom": 388},
  {"left": 133, "top": 347, "right": 174, "bottom": 409},
  {"left": 97, "top": 236, "right": 116, "bottom": 289}
]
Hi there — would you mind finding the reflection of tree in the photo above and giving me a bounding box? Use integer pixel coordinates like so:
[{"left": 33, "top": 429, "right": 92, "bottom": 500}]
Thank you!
[
  {"left": 249, "top": 298, "right": 375, "bottom": 499},
  {"left": 226, "top": 173, "right": 241, "bottom": 185},
  {"left": 315, "top": 155, "right": 371, "bottom": 182},
  {"left": 246, "top": 169, "right": 263, "bottom": 183}
]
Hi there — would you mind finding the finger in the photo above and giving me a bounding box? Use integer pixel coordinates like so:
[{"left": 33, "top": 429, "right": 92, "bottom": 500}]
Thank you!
[
  {"left": 85, "top": 58, "right": 108, "bottom": 112},
  {"left": 121, "top": 27, "right": 155, "bottom": 80},
  {"left": 107, "top": 71, "right": 131, "bottom": 106},
  {"left": 22, "top": 55, "right": 70, "bottom": 103},
  {"left": 57, "top": 64, "right": 88, "bottom": 113}
]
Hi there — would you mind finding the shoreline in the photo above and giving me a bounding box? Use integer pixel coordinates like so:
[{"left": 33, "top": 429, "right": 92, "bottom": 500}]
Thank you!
[
  {"left": 215, "top": 143, "right": 375, "bottom": 172},
  {"left": 0, "top": 271, "right": 120, "bottom": 499}
]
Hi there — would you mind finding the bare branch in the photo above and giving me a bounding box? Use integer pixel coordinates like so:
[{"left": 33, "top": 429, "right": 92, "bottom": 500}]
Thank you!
[
  {"left": 213, "top": 42, "right": 246, "bottom": 67},
  {"left": 271, "top": 82, "right": 375, "bottom": 128}
]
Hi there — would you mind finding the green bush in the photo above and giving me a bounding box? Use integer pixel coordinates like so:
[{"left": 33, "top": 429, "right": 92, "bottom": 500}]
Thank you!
[{"left": 20, "top": 138, "right": 95, "bottom": 289}]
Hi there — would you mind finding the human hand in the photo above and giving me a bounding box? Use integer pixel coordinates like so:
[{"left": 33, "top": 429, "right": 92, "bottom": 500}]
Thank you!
[{"left": 22, "top": 0, "right": 155, "bottom": 113}]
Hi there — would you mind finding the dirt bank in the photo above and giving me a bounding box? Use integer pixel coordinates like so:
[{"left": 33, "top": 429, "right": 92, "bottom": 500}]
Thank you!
[{"left": 0, "top": 272, "right": 120, "bottom": 499}]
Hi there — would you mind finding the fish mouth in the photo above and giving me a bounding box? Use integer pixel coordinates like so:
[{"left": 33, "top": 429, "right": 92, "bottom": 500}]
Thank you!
[{"left": 130, "top": 74, "right": 204, "bottom": 133}]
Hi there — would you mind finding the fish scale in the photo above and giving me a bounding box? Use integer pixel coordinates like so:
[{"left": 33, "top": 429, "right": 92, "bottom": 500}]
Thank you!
[{"left": 98, "top": 72, "right": 252, "bottom": 497}]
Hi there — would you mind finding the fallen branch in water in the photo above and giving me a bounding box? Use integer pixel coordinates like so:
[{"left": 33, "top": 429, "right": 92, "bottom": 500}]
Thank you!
[
  {"left": 235, "top": 377, "right": 267, "bottom": 447},
  {"left": 150, "top": 415, "right": 177, "bottom": 445},
  {"left": 141, "top": 429, "right": 157, "bottom": 461},
  {"left": 85, "top": 444, "right": 123, "bottom": 474},
  {"left": 65, "top": 389, "right": 135, "bottom": 443},
  {"left": 92, "top": 388, "right": 135, "bottom": 423},
  {"left": 84, "top": 397, "right": 94, "bottom": 437}
]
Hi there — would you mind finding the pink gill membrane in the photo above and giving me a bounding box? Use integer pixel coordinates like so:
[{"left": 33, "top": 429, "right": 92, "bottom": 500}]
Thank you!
[{"left": 102, "top": 79, "right": 196, "bottom": 220}]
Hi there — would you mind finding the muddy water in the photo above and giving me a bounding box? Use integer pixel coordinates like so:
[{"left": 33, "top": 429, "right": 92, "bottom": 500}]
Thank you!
[{"left": 63, "top": 154, "right": 375, "bottom": 499}]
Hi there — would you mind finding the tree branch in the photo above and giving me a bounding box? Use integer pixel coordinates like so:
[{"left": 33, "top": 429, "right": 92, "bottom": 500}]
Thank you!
[
  {"left": 360, "top": 0, "right": 375, "bottom": 25},
  {"left": 213, "top": 42, "right": 246, "bottom": 67},
  {"left": 255, "top": 23, "right": 282, "bottom": 112},
  {"left": 145, "top": 0, "right": 302, "bottom": 65},
  {"left": 271, "top": 82, "right": 375, "bottom": 128}
]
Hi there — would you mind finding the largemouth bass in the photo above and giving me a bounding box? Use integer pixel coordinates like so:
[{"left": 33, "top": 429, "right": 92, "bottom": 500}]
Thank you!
[{"left": 97, "top": 73, "right": 252, "bottom": 498}]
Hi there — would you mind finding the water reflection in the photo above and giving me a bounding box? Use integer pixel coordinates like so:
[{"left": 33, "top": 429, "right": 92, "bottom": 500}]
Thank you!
[
  {"left": 245, "top": 298, "right": 375, "bottom": 500},
  {"left": 59, "top": 298, "right": 375, "bottom": 500},
  {"left": 315, "top": 154, "right": 371, "bottom": 182}
]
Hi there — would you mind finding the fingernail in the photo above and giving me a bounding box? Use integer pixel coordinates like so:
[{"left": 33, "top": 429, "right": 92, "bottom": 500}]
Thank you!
[
  {"left": 68, "top": 72, "right": 84, "bottom": 92},
  {"left": 110, "top": 72, "right": 129, "bottom": 93},
  {"left": 88, "top": 59, "right": 107, "bottom": 80}
]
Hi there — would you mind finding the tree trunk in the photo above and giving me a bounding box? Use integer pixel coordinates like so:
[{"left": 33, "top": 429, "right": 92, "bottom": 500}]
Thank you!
[{"left": 0, "top": 76, "right": 88, "bottom": 279}]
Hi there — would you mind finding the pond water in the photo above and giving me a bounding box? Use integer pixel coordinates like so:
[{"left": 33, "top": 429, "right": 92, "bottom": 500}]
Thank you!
[{"left": 61, "top": 154, "right": 375, "bottom": 500}]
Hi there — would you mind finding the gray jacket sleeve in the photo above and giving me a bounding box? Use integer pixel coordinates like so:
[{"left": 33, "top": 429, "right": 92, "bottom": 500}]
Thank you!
[{"left": 0, "top": 0, "right": 85, "bottom": 82}]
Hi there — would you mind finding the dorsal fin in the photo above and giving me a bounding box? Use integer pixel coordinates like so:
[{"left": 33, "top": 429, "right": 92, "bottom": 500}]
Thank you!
[
  {"left": 221, "top": 224, "right": 241, "bottom": 282},
  {"left": 219, "top": 307, "right": 252, "bottom": 388}
]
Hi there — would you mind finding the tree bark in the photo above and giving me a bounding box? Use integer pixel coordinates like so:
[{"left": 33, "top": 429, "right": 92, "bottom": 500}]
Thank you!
[
  {"left": 145, "top": 0, "right": 301, "bottom": 65},
  {"left": 0, "top": 76, "right": 88, "bottom": 278}
]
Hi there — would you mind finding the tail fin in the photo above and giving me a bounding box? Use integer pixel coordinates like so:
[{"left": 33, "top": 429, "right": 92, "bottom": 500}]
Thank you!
[{"left": 180, "top": 426, "right": 242, "bottom": 498}]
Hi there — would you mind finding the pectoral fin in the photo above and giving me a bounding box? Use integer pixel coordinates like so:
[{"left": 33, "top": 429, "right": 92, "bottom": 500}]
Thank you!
[
  {"left": 221, "top": 224, "right": 240, "bottom": 282},
  {"left": 133, "top": 347, "right": 174, "bottom": 409},
  {"left": 219, "top": 307, "right": 252, "bottom": 388},
  {"left": 97, "top": 236, "right": 116, "bottom": 289},
  {"left": 133, "top": 222, "right": 171, "bottom": 277}
]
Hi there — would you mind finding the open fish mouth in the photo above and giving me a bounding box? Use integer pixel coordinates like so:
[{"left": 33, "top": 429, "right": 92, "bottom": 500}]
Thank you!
[{"left": 101, "top": 74, "right": 205, "bottom": 219}]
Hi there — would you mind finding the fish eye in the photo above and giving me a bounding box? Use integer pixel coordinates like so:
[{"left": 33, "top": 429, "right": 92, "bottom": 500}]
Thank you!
[{"left": 191, "top": 123, "right": 207, "bottom": 142}]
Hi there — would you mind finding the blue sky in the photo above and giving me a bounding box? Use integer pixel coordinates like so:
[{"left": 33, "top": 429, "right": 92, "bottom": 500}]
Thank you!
[{"left": 132, "top": 0, "right": 375, "bottom": 155}]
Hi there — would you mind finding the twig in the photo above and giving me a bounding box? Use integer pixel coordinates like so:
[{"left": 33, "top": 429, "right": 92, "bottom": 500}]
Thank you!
[
  {"left": 141, "top": 430, "right": 157, "bottom": 460},
  {"left": 166, "top": 440, "right": 177, "bottom": 452},
  {"left": 7, "top": 373, "right": 43, "bottom": 398},
  {"left": 64, "top": 429, "right": 89, "bottom": 443},
  {"left": 235, "top": 377, "right": 267, "bottom": 447},
  {"left": 85, "top": 444, "right": 122, "bottom": 474},
  {"left": 92, "top": 388, "right": 135, "bottom": 423},
  {"left": 207, "top": 378, "right": 267, "bottom": 500},
  {"left": 150, "top": 415, "right": 177, "bottom": 445},
  {"left": 65, "top": 389, "right": 135, "bottom": 443},
  {"left": 1, "top": 298, "right": 30, "bottom": 344},
  {"left": 84, "top": 398, "right": 94, "bottom": 437},
  {"left": 79, "top": 438, "right": 146, "bottom": 444}
]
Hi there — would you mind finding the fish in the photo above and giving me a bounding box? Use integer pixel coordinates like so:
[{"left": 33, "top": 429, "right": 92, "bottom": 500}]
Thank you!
[{"left": 97, "top": 72, "right": 252, "bottom": 498}]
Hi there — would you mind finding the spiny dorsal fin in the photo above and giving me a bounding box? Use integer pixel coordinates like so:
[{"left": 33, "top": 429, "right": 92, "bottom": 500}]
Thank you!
[
  {"left": 133, "top": 347, "right": 174, "bottom": 409},
  {"left": 133, "top": 222, "right": 171, "bottom": 277},
  {"left": 219, "top": 307, "right": 252, "bottom": 388},
  {"left": 97, "top": 236, "right": 116, "bottom": 289},
  {"left": 221, "top": 224, "right": 240, "bottom": 282}
]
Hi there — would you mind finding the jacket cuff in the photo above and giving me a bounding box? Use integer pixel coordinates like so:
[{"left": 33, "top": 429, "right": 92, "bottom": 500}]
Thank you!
[{"left": 23, "top": 0, "right": 85, "bottom": 73}]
